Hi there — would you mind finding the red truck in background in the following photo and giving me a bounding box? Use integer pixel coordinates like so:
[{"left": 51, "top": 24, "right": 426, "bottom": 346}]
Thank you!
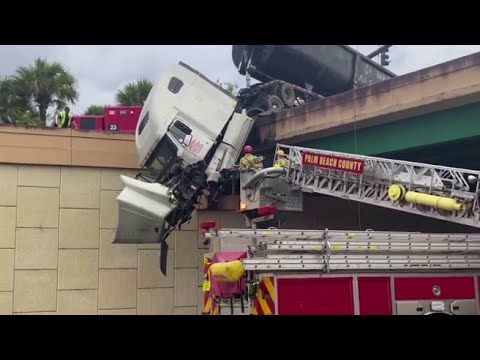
[{"left": 72, "top": 106, "right": 142, "bottom": 133}]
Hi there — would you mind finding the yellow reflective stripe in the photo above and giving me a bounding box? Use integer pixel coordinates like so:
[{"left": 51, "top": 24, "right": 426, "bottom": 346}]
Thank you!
[
  {"left": 263, "top": 277, "right": 275, "bottom": 303},
  {"left": 257, "top": 287, "right": 272, "bottom": 315},
  {"left": 258, "top": 297, "right": 272, "bottom": 315},
  {"left": 204, "top": 296, "right": 212, "bottom": 313}
]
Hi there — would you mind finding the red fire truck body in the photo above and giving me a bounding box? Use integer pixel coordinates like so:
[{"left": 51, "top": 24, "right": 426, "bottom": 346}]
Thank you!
[
  {"left": 269, "top": 273, "right": 478, "bottom": 315},
  {"left": 201, "top": 228, "right": 480, "bottom": 316}
]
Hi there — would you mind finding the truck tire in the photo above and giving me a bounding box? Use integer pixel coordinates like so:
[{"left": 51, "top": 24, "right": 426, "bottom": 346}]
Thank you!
[
  {"left": 250, "top": 92, "right": 269, "bottom": 111},
  {"left": 270, "top": 84, "right": 279, "bottom": 98},
  {"left": 276, "top": 83, "right": 296, "bottom": 108},
  {"left": 268, "top": 95, "right": 284, "bottom": 111},
  {"left": 246, "top": 107, "right": 265, "bottom": 117}
]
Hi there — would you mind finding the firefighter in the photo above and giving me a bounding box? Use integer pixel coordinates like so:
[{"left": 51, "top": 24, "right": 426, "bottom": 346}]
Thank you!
[
  {"left": 239, "top": 145, "right": 263, "bottom": 170},
  {"left": 56, "top": 106, "right": 73, "bottom": 128},
  {"left": 274, "top": 149, "right": 289, "bottom": 168}
]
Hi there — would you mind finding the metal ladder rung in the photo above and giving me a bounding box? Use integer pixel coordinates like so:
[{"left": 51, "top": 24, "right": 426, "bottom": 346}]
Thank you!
[
  {"left": 245, "top": 256, "right": 480, "bottom": 264},
  {"left": 243, "top": 253, "right": 480, "bottom": 272},
  {"left": 263, "top": 245, "right": 480, "bottom": 253},
  {"left": 245, "top": 260, "right": 480, "bottom": 266},
  {"left": 244, "top": 263, "right": 480, "bottom": 271},
  {"left": 215, "top": 229, "right": 480, "bottom": 242},
  {"left": 261, "top": 254, "right": 480, "bottom": 260}
]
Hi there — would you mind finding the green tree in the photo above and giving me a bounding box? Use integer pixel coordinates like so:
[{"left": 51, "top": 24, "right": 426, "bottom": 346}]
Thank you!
[
  {"left": 16, "top": 108, "right": 41, "bottom": 127},
  {"left": 0, "top": 77, "right": 19, "bottom": 123},
  {"left": 85, "top": 105, "right": 105, "bottom": 116},
  {"left": 0, "top": 76, "right": 36, "bottom": 125},
  {"left": 216, "top": 79, "right": 239, "bottom": 96},
  {"left": 12, "top": 58, "right": 79, "bottom": 123},
  {"left": 115, "top": 78, "right": 153, "bottom": 106}
]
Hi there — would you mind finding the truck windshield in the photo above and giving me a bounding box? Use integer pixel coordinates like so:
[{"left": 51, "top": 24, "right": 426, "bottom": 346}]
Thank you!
[{"left": 145, "top": 136, "right": 177, "bottom": 180}]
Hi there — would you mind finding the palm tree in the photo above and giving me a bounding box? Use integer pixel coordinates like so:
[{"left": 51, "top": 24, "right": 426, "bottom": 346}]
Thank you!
[
  {"left": 115, "top": 78, "right": 153, "bottom": 106},
  {"left": 12, "top": 58, "right": 79, "bottom": 123},
  {"left": 85, "top": 105, "right": 105, "bottom": 116}
]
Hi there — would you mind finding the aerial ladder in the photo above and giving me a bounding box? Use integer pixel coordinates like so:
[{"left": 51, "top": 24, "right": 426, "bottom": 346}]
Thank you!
[
  {"left": 238, "top": 143, "right": 480, "bottom": 229},
  {"left": 200, "top": 143, "right": 480, "bottom": 315}
]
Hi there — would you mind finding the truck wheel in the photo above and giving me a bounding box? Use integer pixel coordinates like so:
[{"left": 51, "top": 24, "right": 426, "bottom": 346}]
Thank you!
[
  {"left": 268, "top": 95, "right": 284, "bottom": 111},
  {"left": 249, "top": 92, "right": 269, "bottom": 114},
  {"left": 246, "top": 107, "right": 265, "bottom": 117},
  {"left": 276, "top": 83, "right": 296, "bottom": 108},
  {"left": 270, "top": 84, "right": 279, "bottom": 98}
]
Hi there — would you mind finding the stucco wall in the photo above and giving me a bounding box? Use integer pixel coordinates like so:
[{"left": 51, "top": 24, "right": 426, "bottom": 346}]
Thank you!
[
  {"left": 0, "top": 163, "right": 245, "bottom": 315},
  {"left": 0, "top": 126, "right": 139, "bottom": 168}
]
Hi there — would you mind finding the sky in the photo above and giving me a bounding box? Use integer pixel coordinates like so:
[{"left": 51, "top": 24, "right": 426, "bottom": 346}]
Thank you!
[{"left": 1, "top": 45, "right": 480, "bottom": 116}]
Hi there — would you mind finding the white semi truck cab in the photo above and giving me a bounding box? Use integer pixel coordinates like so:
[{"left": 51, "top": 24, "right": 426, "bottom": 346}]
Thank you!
[{"left": 113, "top": 62, "right": 254, "bottom": 257}]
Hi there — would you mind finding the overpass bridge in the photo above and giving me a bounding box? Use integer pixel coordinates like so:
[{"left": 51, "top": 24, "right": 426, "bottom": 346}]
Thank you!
[{"left": 250, "top": 51, "right": 480, "bottom": 169}]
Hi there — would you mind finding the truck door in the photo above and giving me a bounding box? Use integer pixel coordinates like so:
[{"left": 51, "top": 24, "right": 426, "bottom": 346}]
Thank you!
[{"left": 168, "top": 119, "right": 212, "bottom": 164}]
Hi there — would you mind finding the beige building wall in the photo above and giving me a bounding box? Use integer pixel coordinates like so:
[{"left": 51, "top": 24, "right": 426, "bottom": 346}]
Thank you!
[{"left": 0, "top": 163, "right": 245, "bottom": 315}]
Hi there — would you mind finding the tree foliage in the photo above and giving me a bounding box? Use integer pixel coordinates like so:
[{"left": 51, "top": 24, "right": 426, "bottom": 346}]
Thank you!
[
  {"left": 0, "top": 76, "right": 40, "bottom": 126},
  {"left": 115, "top": 78, "right": 153, "bottom": 106},
  {"left": 0, "top": 58, "right": 79, "bottom": 127},
  {"left": 85, "top": 105, "right": 105, "bottom": 116},
  {"left": 12, "top": 58, "right": 79, "bottom": 124},
  {"left": 216, "top": 80, "right": 239, "bottom": 96},
  {"left": 0, "top": 76, "right": 20, "bottom": 123}
]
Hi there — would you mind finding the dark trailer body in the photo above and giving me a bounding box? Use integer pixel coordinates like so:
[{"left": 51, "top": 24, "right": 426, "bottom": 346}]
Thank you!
[{"left": 232, "top": 45, "right": 397, "bottom": 116}]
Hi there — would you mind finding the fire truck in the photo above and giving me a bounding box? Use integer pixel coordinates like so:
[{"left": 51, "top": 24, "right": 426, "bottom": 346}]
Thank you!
[
  {"left": 111, "top": 60, "right": 480, "bottom": 315},
  {"left": 200, "top": 144, "right": 480, "bottom": 315}
]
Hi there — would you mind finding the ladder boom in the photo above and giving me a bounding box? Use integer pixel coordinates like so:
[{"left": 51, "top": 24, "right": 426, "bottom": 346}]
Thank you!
[{"left": 257, "top": 144, "right": 480, "bottom": 228}]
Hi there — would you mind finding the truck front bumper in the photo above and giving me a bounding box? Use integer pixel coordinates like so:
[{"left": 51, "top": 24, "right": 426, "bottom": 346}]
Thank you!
[{"left": 113, "top": 175, "right": 177, "bottom": 244}]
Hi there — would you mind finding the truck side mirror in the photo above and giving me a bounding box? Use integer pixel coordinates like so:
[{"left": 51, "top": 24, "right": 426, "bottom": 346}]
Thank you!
[{"left": 184, "top": 134, "right": 192, "bottom": 146}]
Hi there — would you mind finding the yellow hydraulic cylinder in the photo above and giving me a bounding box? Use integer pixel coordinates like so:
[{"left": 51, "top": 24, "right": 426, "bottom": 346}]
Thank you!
[
  {"left": 388, "top": 184, "right": 464, "bottom": 212},
  {"left": 404, "top": 191, "right": 465, "bottom": 212},
  {"left": 209, "top": 260, "right": 245, "bottom": 283},
  {"left": 388, "top": 184, "right": 406, "bottom": 202}
]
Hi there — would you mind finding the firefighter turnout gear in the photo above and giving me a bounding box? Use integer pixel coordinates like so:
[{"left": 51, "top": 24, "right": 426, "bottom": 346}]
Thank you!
[
  {"left": 240, "top": 154, "right": 264, "bottom": 170},
  {"left": 239, "top": 145, "right": 263, "bottom": 170},
  {"left": 274, "top": 149, "right": 288, "bottom": 168}
]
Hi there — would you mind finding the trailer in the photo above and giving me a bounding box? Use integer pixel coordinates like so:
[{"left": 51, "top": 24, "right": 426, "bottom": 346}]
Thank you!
[{"left": 232, "top": 45, "right": 396, "bottom": 117}]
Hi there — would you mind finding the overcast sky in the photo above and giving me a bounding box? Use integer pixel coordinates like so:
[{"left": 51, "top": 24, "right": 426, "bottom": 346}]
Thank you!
[{"left": 1, "top": 45, "right": 480, "bottom": 115}]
